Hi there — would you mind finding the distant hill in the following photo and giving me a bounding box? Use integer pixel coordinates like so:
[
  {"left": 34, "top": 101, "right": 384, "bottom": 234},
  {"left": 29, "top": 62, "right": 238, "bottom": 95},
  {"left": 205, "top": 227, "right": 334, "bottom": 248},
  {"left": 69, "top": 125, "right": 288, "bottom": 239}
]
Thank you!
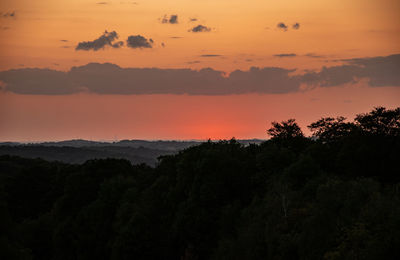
[{"left": 0, "top": 139, "right": 265, "bottom": 166}]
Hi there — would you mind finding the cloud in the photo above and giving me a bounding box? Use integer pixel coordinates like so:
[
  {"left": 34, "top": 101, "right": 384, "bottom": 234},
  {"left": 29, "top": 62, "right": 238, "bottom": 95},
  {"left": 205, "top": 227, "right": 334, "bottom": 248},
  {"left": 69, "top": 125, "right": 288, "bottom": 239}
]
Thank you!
[
  {"left": 76, "top": 31, "right": 123, "bottom": 51},
  {"left": 305, "top": 53, "right": 325, "bottom": 58},
  {"left": 60, "top": 39, "right": 69, "bottom": 42},
  {"left": 186, "top": 61, "right": 201, "bottom": 64},
  {"left": 0, "top": 64, "right": 300, "bottom": 95},
  {"left": 0, "top": 68, "right": 76, "bottom": 94},
  {"left": 161, "top": 14, "right": 178, "bottom": 24},
  {"left": 126, "top": 35, "right": 153, "bottom": 48},
  {"left": 200, "top": 54, "right": 222, "bottom": 57},
  {"left": 277, "top": 22, "right": 288, "bottom": 31},
  {"left": 301, "top": 54, "right": 400, "bottom": 87},
  {"left": 112, "top": 41, "right": 124, "bottom": 48},
  {"left": 274, "top": 53, "right": 297, "bottom": 58},
  {"left": 120, "top": 1, "right": 138, "bottom": 4},
  {"left": 189, "top": 25, "right": 211, "bottom": 33},
  {"left": 292, "top": 23, "right": 300, "bottom": 30},
  {"left": 97, "top": 2, "right": 108, "bottom": 4},
  {"left": 189, "top": 18, "right": 198, "bottom": 22},
  {"left": 1, "top": 11, "right": 16, "bottom": 18},
  {"left": 1, "top": 54, "right": 399, "bottom": 95},
  {"left": 341, "top": 54, "right": 400, "bottom": 87},
  {"left": 170, "top": 36, "right": 183, "bottom": 39}
]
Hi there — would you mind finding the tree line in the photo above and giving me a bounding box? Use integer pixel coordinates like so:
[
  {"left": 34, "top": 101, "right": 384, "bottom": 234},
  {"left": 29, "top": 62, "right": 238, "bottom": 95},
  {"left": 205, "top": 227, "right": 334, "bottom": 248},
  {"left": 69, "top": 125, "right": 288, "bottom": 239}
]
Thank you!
[{"left": 1, "top": 106, "right": 399, "bottom": 259}]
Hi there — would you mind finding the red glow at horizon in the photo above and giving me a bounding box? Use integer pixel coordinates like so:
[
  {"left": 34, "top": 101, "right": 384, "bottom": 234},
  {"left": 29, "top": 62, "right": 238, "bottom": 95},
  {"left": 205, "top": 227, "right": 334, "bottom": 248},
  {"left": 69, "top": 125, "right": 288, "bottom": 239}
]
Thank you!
[{"left": 1, "top": 83, "right": 399, "bottom": 142}]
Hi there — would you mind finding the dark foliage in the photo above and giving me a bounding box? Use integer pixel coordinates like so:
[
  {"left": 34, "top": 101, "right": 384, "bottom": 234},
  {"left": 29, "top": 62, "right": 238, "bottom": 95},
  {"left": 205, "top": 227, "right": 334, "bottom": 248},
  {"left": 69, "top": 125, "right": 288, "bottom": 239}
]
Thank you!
[{"left": 0, "top": 107, "right": 399, "bottom": 259}]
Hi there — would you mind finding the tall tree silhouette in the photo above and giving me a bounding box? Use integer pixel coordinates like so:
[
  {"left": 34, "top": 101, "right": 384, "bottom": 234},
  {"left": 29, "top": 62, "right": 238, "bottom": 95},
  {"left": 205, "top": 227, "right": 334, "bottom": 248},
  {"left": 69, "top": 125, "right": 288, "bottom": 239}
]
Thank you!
[{"left": 267, "top": 119, "right": 304, "bottom": 140}]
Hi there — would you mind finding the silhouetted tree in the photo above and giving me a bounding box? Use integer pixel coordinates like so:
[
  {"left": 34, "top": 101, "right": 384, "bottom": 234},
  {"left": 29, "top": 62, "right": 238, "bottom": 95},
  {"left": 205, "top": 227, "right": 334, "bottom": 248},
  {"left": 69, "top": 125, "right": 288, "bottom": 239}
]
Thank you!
[
  {"left": 355, "top": 106, "right": 400, "bottom": 136},
  {"left": 267, "top": 119, "right": 304, "bottom": 140},
  {"left": 308, "top": 116, "right": 355, "bottom": 142}
]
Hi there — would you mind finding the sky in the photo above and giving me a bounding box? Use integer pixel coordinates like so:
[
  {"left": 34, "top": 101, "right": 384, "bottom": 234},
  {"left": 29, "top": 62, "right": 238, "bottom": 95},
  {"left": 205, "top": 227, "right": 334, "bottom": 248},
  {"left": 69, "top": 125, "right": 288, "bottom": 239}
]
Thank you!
[{"left": 0, "top": 0, "right": 399, "bottom": 141}]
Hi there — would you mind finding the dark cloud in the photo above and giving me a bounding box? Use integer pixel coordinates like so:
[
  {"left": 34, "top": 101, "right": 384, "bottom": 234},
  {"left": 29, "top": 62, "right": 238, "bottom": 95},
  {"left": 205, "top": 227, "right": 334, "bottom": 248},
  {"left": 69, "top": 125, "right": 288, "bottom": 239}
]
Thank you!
[
  {"left": 341, "top": 54, "right": 400, "bottom": 87},
  {"left": 161, "top": 42, "right": 165, "bottom": 47},
  {"left": 170, "top": 36, "right": 183, "bottom": 39},
  {"left": 200, "top": 54, "right": 222, "bottom": 57},
  {"left": 189, "top": 18, "right": 198, "bottom": 22},
  {"left": 60, "top": 39, "right": 69, "bottom": 42},
  {"left": 112, "top": 41, "right": 124, "bottom": 48},
  {"left": 161, "top": 14, "right": 178, "bottom": 24},
  {"left": 1, "top": 26, "right": 10, "bottom": 30},
  {"left": 0, "top": 64, "right": 300, "bottom": 95},
  {"left": 60, "top": 46, "right": 71, "bottom": 48},
  {"left": 301, "top": 54, "right": 400, "bottom": 87},
  {"left": 190, "top": 25, "right": 211, "bottom": 33},
  {"left": 76, "top": 31, "right": 123, "bottom": 51},
  {"left": 277, "top": 22, "right": 288, "bottom": 31},
  {"left": 126, "top": 35, "right": 153, "bottom": 48},
  {"left": 97, "top": 2, "right": 108, "bottom": 4},
  {"left": 1, "top": 11, "right": 15, "bottom": 18},
  {"left": 0, "top": 68, "right": 76, "bottom": 94},
  {"left": 292, "top": 23, "right": 300, "bottom": 30},
  {"left": 274, "top": 53, "right": 297, "bottom": 58},
  {"left": 1, "top": 54, "right": 398, "bottom": 95}
]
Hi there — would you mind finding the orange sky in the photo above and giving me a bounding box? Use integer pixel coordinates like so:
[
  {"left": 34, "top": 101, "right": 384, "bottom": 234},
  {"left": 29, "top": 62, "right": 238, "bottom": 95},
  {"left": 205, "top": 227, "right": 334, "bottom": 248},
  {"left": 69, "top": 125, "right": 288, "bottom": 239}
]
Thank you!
[
  {"left": 0, "top": 0, "right": 399, "bottom": 141},
  {"left": 1, "top": 84, "right": 399, "bottom": 141},
  {"left": 1, "top": 0, "right": 399, "bottom": 71}
]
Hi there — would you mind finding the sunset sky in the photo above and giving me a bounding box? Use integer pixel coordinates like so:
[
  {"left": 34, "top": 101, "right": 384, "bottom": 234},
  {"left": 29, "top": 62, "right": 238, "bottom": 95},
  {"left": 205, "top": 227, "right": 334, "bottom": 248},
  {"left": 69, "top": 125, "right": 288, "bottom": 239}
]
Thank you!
[{"left": 0, "top": 0, "right": 399, "bottom": 141}]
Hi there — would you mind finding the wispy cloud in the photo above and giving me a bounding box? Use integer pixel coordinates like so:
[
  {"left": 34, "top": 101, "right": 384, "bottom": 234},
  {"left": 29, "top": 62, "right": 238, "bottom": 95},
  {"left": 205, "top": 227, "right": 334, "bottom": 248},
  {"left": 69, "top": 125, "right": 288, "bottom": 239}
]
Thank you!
[
  {"left": 200, "top": 54, "right": 222, "bottom": 57},
  {"left": 1, "top": 11, "right": 16, "bottom": 18},
  {"left": 186, "top": 61, "right": 201, "bottom": 64},
  {"left": 276, "top": 22, "right": 301, "bottom": 31},
  {"left": 274, "top": 53, "right": 297, "bottom": 58},
  {"left": 305, "top": 53, "right": 325, "bottom": 58}
]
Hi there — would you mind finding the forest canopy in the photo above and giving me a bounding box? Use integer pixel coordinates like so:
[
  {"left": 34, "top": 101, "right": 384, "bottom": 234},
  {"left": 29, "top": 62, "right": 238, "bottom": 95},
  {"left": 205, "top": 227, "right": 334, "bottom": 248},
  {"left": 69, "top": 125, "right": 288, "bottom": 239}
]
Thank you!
[{"left": 1, "top": 106, "right": 399, "bottom": 260}]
